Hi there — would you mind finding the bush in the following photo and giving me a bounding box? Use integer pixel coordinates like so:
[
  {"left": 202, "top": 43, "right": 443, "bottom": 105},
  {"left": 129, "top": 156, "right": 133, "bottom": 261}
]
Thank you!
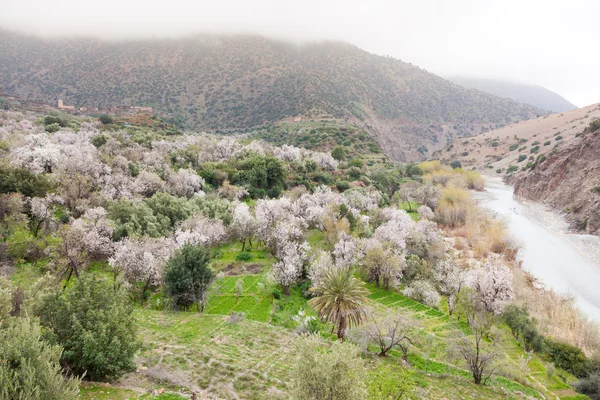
[
  {"left": 555, "top": 135, "right": 563, "bottom": 141},
  {"left": 0, "top": 165, "right": 52, "bottom": 197},
  {"left": 592, "top": 186, "right": 600, "bottom": 194},
  {"left": 506, "top": 165, "right": 518, "bottom": 173},
  {"left": 39, "top": 274, "right": 139, "bottom": 381},
  {"left": 435, "top": 187, "right": 472, "bottom": 227},
  {"left": 450, "top": 160, "right": 462, "bottom": 169},
  {"left": 99, "top": 114, "right": 113, "bottom": 124},
  {"left": 517, "top": 155, "right": 527, "bottom": 163},
  {"left": 336, "top": 180, "right": 350, "bottom": 192},
  {"left": 236, "top": 251, "right": 253, "bottom": 261},
  {"left": 164, "top": 245, "right": 214, "bottom": 311},
  {"left": 575, "top": 374, "right": 600, "bottom": 399},
  {"left": 331, "top": 146, "right": 346, "bottom": 161},
  {"left": 530, "top": 146, "right": 540, "bottom": 154},
  {"left": 91, "top": 134, "right": 108, "bottom": 148},
  {"left": 0, "top": 316, "right": 80, "bottom": 399},
  {"left": 544, "top": 141, "right": 551, "bottom": 146},
  {"left": 544, "top": 338, "right": 588, "bottom": 377},
  {"left": 509, "top": 144, "right": 519, "bottom": 151},
  {"left": 45, "top": 123, "right": 61, "bottom": 133},
  {"left": 291, "top": 334, "right": 367, "bottom": 400}
]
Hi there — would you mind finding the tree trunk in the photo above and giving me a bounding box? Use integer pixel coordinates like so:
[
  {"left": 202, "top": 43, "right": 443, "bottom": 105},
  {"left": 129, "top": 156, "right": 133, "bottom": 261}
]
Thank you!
[
  {"left": 282, "top": 285, "right": 290, "bottom": 296},
  {"left": 337, "top": 315, "right": 346, "bottom": 341}
]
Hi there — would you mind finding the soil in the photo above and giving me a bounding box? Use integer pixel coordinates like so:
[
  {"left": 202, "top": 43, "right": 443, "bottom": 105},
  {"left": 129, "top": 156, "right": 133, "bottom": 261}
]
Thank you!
[{"left": 221, "top": 263, "right": 263, "bottom": 276}]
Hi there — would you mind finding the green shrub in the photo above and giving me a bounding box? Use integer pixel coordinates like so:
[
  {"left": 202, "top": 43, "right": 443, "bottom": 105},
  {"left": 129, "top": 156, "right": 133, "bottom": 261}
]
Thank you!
[
  {"left": 164, "top": 245, "right": 214, "bottom": 312},
  {"left": 335, "top": 180, "right": 350, "bottom": 192},
  {"left": 544, "top": 338, "right": 588, "bottom": 377},
  {"left": 544, "top": 141, "right": 551, "bottom": 146},
  {"left": 291, "top": 334, "right": 366, "bottom": 400},
  {"left": 592, "top": 186, "right": 600, "bottom": 194},
  {"left": 506, "top": 165, "right": 518, "bottom": 173},
  {"left": 491, "top": 141, "right": 499, "bottom": 147},
  {"left": 517, "top": 155, "right": 527, "bottom": 163},
  {"left": 39, "top": 274, "right": 139, "bottom": 381},
  {"left": 450, "top": 160, "right": 462, "bottom": 169},
  {"left": 348, "top": 158, "right": 364, "bottom": 168},
  {"left": 236, "top": 251, "right": 253, "bottom": 261},
  {"left": 43, "top": 115, "right": 67, "bottom": 127},
  {"left": 0, "top": 165, "right": 52, "bottom": 197},
  {"left": 331, "top": 146, "right": 346, "bottom": 161},
  {"left": 509, "top": 144, "right": 519, "bottom": 151},
  {"left": 99, "top": 114, "right": 113, "bottom": 124},
  {"left": 44, "top": 123, "right": 61, "bottom": 133},
  {"left": 0, "top": 316, "right": 80, "bottom": 399},
  {"left": 461, "top": 151, "right": 469, "bottom": 156},
  {"left": 530, "top": 146, "right": 540, "bottom": 154},
  {"left": 555, "top": 135, "right": 563, "bottom": 141},
  {"left": 91, "top": 134, "right": 108, "bottom": 148}
]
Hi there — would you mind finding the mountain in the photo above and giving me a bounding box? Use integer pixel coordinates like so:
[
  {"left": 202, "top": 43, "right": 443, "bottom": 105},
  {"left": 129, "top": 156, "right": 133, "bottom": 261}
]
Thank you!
[
  {"left": 0, "top": 29, "right": 547, "bottom": 161},
  {"left": 446, "top": 76, "right": 577, "bottom": 113}
]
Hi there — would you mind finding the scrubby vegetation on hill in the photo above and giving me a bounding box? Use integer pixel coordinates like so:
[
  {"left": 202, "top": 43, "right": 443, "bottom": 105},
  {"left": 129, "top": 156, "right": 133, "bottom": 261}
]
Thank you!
[
  {"left": 0, "top": 110, "right": 598, "bottom": 399},
  {"left": 0, "top": 30, "right": 547, "bottom": 161}
]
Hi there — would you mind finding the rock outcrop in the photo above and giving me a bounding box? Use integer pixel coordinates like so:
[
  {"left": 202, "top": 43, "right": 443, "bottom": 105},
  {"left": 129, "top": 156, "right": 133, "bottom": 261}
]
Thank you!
[{"left": 512, "top": 121, "right": 600, "bottom": 235}]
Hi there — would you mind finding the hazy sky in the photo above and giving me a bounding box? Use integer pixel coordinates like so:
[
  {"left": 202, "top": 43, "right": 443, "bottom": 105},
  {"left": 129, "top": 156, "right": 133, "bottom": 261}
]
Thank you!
[{"left": 2, "top": 0, "right": 599, "bottom": 106}]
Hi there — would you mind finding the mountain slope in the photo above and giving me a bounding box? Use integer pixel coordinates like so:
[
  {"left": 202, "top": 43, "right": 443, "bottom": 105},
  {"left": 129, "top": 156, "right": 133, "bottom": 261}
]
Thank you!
[
  {"left": 447, "top": 76, "right": 577, "bottom": 113},
  {"left": 436, "top": 103, "right": 600, "bottom": 171},
  {"left": 0, "top": 30, "right": 547, "bottom": 160},
  {"left": 512, "top": 118, "right": 600, "bottom": 235}
]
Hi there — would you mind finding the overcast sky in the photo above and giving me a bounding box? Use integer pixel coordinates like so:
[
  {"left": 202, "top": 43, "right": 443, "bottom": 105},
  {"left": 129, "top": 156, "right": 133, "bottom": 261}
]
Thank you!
[{"left": 1, "top": 0, "right": 598, "bottom": 106}]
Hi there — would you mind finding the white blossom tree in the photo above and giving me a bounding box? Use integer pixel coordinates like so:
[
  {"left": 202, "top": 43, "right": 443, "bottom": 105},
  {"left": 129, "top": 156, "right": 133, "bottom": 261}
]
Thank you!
[
  {"left": 168, "top": 168, "right": 205, "bottom": 198},
  {"left": 109, "top": 237, "right": 175, "bottom": 302},
  {"left": 469, "top": 256, "right": 514, "bottom": 314},
  {"left": 433, "top": 258, "right": 468, "bottom": 315},
  {"left": 173, "top": 215, "right": 226, "bottom": 248},
  {"left": 231, "top": 202, "right": 257, "bottom": 251}
]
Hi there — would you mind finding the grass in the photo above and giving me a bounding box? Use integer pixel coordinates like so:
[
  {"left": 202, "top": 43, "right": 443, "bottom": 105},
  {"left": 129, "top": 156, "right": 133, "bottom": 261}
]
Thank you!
[
  {"left": 210, "top": 241, "right": 275, "bottom": 272},
  {"left": 7, "top": 243, "right": 581, "bottom": 399}
]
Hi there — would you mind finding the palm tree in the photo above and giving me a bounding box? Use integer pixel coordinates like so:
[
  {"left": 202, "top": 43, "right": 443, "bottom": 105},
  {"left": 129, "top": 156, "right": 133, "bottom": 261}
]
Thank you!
[{"left": 308, "top": 268, "right": 369, "bottom": 341}]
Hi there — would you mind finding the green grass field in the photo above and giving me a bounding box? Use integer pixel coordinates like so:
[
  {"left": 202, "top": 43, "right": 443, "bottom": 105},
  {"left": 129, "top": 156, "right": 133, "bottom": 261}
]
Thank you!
[{"left": 7, "top": 236, "right": 584, "bottom": 399}]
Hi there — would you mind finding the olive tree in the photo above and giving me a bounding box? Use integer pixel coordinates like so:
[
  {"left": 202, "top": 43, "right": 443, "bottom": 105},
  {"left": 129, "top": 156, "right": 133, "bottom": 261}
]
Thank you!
[
  {"left": 163, "top": 245, "right": 214, "bottom": 311},
  {"left": 291, "top": 334, "right": 367, "bottom": 400}
]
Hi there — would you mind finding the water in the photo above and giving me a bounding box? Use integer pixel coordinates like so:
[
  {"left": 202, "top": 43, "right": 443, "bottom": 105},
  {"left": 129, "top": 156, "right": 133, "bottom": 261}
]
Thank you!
[{"left": 476, "top": 178, "right": 600, "bottom": 321}]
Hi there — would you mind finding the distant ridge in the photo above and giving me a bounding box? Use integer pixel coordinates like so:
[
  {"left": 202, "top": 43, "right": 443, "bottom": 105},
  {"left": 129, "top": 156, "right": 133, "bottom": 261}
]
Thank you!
[
  {"left": 447, "top": 76, "right": 577, "bottom": 113},
  {"left": 0, "top": 29, "right": 547, "bottom": 160}
]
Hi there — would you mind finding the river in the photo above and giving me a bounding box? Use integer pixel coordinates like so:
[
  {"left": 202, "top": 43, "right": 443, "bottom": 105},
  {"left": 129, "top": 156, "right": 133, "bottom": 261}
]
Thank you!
[{"left": 475, "top": 177, "right": 600, "bottom": 322}]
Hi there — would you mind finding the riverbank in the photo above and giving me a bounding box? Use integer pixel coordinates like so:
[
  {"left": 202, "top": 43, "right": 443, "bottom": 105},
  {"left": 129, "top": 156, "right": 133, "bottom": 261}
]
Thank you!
[{"left": 474, "top": 177, "right": 600, "bottom": 322}]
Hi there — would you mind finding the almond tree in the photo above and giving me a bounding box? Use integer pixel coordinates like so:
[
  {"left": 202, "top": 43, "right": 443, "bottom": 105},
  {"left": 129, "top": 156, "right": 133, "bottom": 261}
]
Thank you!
[
  {"left": 450, "top": 309, "right": 499, "bottom": 385},
  {"left": 231, "top": 202, "right": 257, "bottom": 251},
  {"left": 167, "top": 168, "right": 205, "bottom": 198},
  {"left": 470, "top": 256, "right": 514, "bottom": 314},
  {"left": 109, "top": 237, "right": 175, "bottom": 302},
  {"left": 174, "top": 215, "right": 226, "bottom": 248},
  {"left": 433, "top": 258, "right": 468, "bottom": 315},
  {"left": 366, "top": 311, "right": 416, "bottom": 359}
]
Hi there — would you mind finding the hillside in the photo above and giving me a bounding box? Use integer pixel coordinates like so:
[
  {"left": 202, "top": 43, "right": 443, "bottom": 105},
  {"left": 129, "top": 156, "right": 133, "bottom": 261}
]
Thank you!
[
  {"left": 0, "top": 30, "right": 547, "bottom": 161},
  {"left": 511, "top": 119, "right": 600, "bottom": 235},
  {"left": 447, "top": 76, "right": 577, "bottom": 113},
  {"left": 436, "top": 103, "right": 600, "bottom": 173},
  {"left": 2, "top": 109, "right": 597, "bottom": 399}
]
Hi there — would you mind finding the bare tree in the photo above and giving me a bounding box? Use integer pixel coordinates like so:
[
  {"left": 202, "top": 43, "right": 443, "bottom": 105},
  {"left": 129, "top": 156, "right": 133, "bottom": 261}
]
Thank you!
[
  {"left": 367, "top": 311, "right": 416, "bottom": 359},
  {"left": 450, "top": 309, "right": 499, "bottom": 385}
]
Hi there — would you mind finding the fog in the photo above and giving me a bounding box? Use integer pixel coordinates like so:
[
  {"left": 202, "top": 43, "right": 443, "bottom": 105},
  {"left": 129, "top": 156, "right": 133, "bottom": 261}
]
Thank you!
[{"left": 2, "top": 0, "right": 599, "bottom": 107}]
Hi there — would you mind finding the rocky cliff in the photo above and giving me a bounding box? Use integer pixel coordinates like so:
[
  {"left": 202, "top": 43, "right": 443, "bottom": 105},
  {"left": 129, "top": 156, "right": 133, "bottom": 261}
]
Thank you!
[{"left": 512, "top": 120, "right": 600, "bottom": 234}]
